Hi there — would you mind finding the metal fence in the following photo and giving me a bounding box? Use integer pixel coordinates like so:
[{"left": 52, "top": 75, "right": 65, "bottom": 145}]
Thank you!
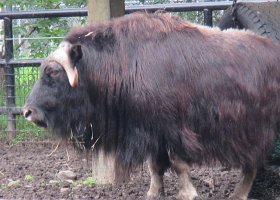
[{"left": 0, "top": 1, "right": 258, "bottom": 140}]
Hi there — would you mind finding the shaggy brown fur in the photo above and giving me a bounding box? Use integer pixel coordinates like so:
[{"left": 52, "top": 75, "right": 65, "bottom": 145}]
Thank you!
[
  {"left": 63, "top": 13, "right": 280, "bottom": 171},
  {"left": 24, "top": 13, "right": 280, "bottom": 198}
]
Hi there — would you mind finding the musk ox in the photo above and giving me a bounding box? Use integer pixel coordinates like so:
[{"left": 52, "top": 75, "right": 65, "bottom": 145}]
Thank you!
[{"left": 23, "top": 13, "right": 280, "bottom": 200}]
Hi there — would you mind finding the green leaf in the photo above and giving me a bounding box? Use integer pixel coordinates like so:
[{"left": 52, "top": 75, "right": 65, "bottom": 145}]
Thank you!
[{"left": 81, "top": 177, "right": 96, "bottom": 186}]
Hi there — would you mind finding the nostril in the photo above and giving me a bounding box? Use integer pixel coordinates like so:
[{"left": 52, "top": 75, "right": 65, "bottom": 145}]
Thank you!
[
  {"left": 23, "top": 109, "right": 32, "bottom": 119},
  {"left": 22, "top": 107, "right": 47, "bottom": 127}
]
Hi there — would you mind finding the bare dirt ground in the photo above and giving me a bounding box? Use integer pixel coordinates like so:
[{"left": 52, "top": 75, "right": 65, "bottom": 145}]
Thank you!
[{"left": 1, "top": 140, "right": 280, "bottom": 200}]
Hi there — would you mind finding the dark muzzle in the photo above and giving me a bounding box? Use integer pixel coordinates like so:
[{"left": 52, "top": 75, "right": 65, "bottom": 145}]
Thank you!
[{"left": 23, "top": 106, "right": 47, "bottom": 127}]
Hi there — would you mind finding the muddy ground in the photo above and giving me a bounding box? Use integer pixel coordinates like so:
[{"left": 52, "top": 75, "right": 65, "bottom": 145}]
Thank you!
[{"left": 1, "top": 140, "right": 280, "bottom": 200}]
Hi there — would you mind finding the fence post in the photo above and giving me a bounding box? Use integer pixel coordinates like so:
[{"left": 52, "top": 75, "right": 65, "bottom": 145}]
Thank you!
[
  {"left": 87, "top": 0, "right": 129, "bottom": 184},
  {"left": 4, "top": 17, "right": 16, "bottom": 141},
  {"left": 87, "top": 0, "right": 125, "bottom": 24},
  {"left": 203, "top": 8, "right": 213, "bottom": 27}
]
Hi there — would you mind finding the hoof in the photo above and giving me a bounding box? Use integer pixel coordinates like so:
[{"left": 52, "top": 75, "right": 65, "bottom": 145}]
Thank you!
[
  {"left": 146, "top": 196, "right": 162, "bottom": 200},
  {"left": 177, "top": 194, "right": 200, "bottom": 200},
  {"left": 193, "top": 196, "right": 204, "bottom": 200},
  {"left": 228, "top": 195, "right": 247, "bottom": 200},
  {"left": 146, "top": 190, "right": 164, "bottom": 200},
  {"left": 146, "top": 194, "right": 164, "bottom": 200}
]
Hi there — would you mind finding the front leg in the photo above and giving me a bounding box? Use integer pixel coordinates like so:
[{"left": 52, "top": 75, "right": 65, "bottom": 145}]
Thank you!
[{"left": 170, "top": 154, "right": 198, "bottom": 200}]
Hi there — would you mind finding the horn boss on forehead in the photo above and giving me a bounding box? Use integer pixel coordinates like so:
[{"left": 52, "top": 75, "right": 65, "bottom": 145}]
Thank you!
[{"left": 47, "top": 41, "right": 79, "bottom": 87}]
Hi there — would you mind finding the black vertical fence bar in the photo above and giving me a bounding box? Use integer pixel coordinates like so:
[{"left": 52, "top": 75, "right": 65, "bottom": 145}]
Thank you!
[
  {"left": 203, "top": 8, "right": 213, "bottom": 27},
  {"left": 4, "top": 17, "right": 16, "bottom": 140}
]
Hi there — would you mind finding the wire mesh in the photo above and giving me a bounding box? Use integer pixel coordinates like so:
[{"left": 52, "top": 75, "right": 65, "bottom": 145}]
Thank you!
[
  {"left": 0, "top": 66, "right": 6, "bottom": 138},
  {"left": 14, "top": 65, "right": 46, "bottom": 138},
  {"left": 14, "top": 65, "right": 40, "bottom": 107},
  {"left": 0, "top": 64, "right": 45, "bottom": 140}
]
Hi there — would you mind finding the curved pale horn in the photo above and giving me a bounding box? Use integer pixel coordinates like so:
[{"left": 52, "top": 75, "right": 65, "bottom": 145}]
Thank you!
[{"left": 48, "top": 42, "right": 78, "bottom": 87}]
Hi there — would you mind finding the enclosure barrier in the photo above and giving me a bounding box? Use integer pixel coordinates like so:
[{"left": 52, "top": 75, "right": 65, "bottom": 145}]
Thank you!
[{"left": 0, "top": 1, "right": 272, "bottom": 139}]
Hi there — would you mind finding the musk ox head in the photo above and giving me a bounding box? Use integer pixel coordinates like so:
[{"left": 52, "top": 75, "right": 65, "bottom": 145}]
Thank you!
[{"left": 23, "top": 41, "right": 94, "bottom": 142}]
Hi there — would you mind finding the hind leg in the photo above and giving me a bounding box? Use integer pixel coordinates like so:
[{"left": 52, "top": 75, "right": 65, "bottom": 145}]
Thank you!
[
  {"left": 229, "top": 168, "right": 257, "bottom": 200},
  {"left": 170, "top": 154, "right": 198, "bottom": 200}
]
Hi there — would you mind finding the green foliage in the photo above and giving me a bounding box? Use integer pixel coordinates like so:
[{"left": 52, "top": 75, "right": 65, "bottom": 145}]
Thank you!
[
  {"left": 15, "top": 67, "right": 39, "bottom": 106},
  {"left": 136, "top": 0, "right": 193, "bottom": 4},
  {"left": 51, "top": 177, "right": 96, "bottom": 187},
  {"left": 80, "top": 177, "right": 96, "bottom": 186},
  {"left": 24, "top": 175, "right": 34, "bottom": 181},
  {"left": 65, "top": 177, "right": 97, "bottom": 186},
  {"left": 5, "top": 0, "right": 87, "bottom": 10},
  {"left": 12, "top": 17, "right": 86, "bottom": 59},
  {"left": 0, "top": 115, "right": 7, "bottom": 136},
  {"left": 0, "top": 183, "right": 7, "bottom": 190},
  {"left": 11, "top": 129, "right": 48, "bottom": 144}
]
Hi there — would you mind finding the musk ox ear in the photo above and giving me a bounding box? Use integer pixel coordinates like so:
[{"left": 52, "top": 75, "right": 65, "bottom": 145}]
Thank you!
[
  {"left": 70, "top": 44, "right": 83, "bottom": 66},
  {"left": 48, "top": 41, "right": 80, "bottom": 87}
]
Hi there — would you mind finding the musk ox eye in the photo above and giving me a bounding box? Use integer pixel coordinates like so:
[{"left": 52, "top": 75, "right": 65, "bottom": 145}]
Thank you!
[
  {"left": 45, "top": 67, "right": 60, "bottom": 78},
  {"left": 49, "top": 70, "right": 60, "bottom": 77}
]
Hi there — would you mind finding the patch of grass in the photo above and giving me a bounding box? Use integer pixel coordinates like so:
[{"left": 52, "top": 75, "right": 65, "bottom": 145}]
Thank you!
[
  {"left": 0, "top": 66, "right": 47, "bottom": 141},
  {"left": 80, "top": 177, "right": 96, "bottom": 186},
  {"left": 1, "top": 183, "right": 7, "bottom": 189},
  {"left": 58, "top": 177, "right": 96, "bottom": 187},
  {"left": 0, "top": 131, "right": 7, "bottom": 141},
  {"left": 11, "top": 131, "right": 49, "bottom": 144},
  {"left": 0, "top": 115, "right": 7, "bottom": 133},
  {"left": 24, "top": 175, "right": 34, "bottom": 181}
]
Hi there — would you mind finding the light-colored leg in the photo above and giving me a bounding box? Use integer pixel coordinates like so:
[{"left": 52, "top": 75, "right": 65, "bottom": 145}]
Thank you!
[
  {"left": 230, "top": 168, "right": 257, "bottom": 200},
  {"left": 147, "top": 159, "right": 165, "bottom": 199},
  {"left": 171, "top": 155, "right": 198, "bottom": 200}
]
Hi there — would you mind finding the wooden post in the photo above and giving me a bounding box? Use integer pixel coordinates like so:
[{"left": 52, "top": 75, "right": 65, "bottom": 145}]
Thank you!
[
  {"left": 92, "top": 151, "right": 129, "bottom": 184},
  {"left": 87, "top": 0, "right": 125, "bottom": 24},
  {"left": 87, "top": 0, "right": 128, "bottom": 184}
]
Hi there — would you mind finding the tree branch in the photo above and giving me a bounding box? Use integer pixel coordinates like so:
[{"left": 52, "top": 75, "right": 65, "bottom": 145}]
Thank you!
[{"left": 15, "top": 26, "right": 37, "bottom": 51}]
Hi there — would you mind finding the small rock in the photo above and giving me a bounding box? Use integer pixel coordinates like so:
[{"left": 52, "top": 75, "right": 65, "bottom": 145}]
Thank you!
[
  {"left": 25, "top": 185, "right": 32, "bottom": 188},
  {"left": 57, "top": 170, "right": 77, "bottom": 181},
  {"left": 49, "top": 180, "right": 60, "bottom": 187},
  {"left": 203, "top": 178, "right": 214, "bottom": 190},
  {"left": 8, "top": 179, "right": 20, "bottom": 187},
  {"left": 60, "top": 187, "right": 70, "bottom": 193},
  {"left": 220, "top": 171, "right": 228, "bottom": 177},
  {"left": 73, "top": 184, "right": 83, "bottom": 190},
  {"left": 49, "top": 180, "right": 59, "bottom": 184}
]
